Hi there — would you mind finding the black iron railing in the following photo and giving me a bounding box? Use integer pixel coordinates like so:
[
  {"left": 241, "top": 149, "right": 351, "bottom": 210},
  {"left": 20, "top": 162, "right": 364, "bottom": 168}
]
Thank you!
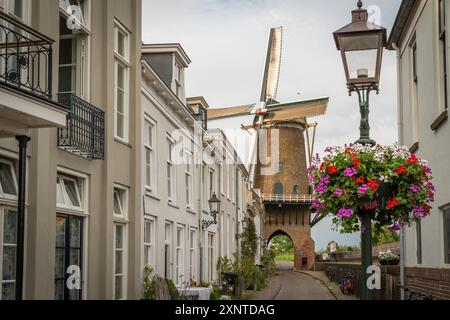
[
  {"left": 0, "top": 11, "right": 54, "bottom": 99},
  {"left": 58, "top": 94, "right": 105, "bottom": 160}
]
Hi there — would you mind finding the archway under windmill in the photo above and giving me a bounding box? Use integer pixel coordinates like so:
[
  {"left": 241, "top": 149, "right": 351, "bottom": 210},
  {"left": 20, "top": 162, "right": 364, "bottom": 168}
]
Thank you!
[{"left": 265, "top": 204, "right": 316, "bottom": 271}]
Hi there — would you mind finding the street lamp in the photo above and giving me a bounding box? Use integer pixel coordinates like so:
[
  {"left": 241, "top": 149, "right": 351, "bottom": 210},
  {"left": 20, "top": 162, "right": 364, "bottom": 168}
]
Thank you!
[
  {"left": 333, "top": 0, "right": 387, "bottom": 301},
  {"left": 202, "top": 193, "right": 221, "bottom": 230},
  {"left": 333, "top": 0, "right": 387, "bottom": 146}
]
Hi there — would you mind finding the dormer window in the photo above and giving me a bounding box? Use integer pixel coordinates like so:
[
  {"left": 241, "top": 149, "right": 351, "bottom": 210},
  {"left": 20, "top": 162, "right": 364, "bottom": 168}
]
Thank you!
[{"left": 174, "top": 60, "right": 183, "bottom": 97}]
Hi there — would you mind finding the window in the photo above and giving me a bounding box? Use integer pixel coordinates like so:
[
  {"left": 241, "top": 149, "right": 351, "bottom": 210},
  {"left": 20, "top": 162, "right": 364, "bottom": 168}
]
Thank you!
[
  {"left": 114, "top": 21, "right": 130, "bottom": 141},
  {"left": 185, "top": 151, "right": 193, "bottom": 208},
  {"left": 7, "top": 0, "right": 29, "bottom": 23},
  {"left": 226, "top": 215, "right": 230, "bottom": 257},
  {"left": 444, "top": 209, "right": 450, "bottom": 264},
  {"left": 144, "top": 219, "right": 156, "bottom": 268},
  {"left": 276, "top": 162, "right": 284, "bottom": 173},
  {"left": 55, "top": 215, "right": 83, "bottom": 300},
  {"left": 274, "top": 183, "right": 284, "bottom": 195},
  {"left": 189, "top": 229, "right": 196, "bottom": 281},
  {"left": 416, "top": 221, "right": 422, "bottom": 265},
  {"left": 174, "top": 61, "right": 182, "bottom": 97},
  {"left": 113, "top": 224, "right": 126, "bottom": 300},
  {"left": 0, "top": 207, "right": 18, "bottom": 300},
  {"left": 227, "top": 164, "right": 231, "bottom": 198},
  {"left": 219, "top": 164, "right": 224, "bottom": 195},
  {"left": 164, "top": 223, "right": 172, "bottom": 279},
  {"left": 56, "top": 175, "right": 83, "bottom": 211},
  {"left": 58, "top": 1, "right": 90, "bottom": 99},
  {"left": 208, "top": 233, "right": 214, "bottom": 282},
  {"left": 410, "top": 40, "right": 419, "bottom": 142},
  {"left": 175, "top": 226, "right": 184, "bottom": 285},
  {"left": 439, "top": 0, "right": 448, "bottom": 110},
  {"left": 144, "top": 118, "right": 157, "bottom": 193},
  {"left": 293, "top": 185, "right": 300, "bottom": 194},
  {"left": 0, "top": 160, "right": 17, "bottom": 199},
  {"left": 167, "top": 137, "right": 176, "bottom": 202},
  {"left": 113, "top": 187, "right": 127, "bottom": 218},
  {"left": 209, "top": 169, "right": 215, "bottom": 198}
]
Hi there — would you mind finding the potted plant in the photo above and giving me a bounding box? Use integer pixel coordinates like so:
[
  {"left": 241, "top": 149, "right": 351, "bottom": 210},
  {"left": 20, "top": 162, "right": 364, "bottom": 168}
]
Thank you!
[
  {"left": 308, "top": 144, "right": 435, "bottom": 236},
  {"left": 378, "top": 250, "right": 400, "bottom": 266}
]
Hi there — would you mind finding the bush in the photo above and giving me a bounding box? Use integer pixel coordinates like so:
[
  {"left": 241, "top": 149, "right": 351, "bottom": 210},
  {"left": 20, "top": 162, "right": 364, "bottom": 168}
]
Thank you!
[
  {"left": 261, "top": 249, "right": 277, "bottom": 278},
  {"left": 143, "top": 265, "right": 157, "bottom": 300}
]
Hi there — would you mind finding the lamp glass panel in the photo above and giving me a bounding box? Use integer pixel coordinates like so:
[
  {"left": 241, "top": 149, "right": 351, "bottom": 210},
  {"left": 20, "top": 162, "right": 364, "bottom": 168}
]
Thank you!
[
  {"left": 340, "top": 34, "right": 380, "bottom": 51},
  {"left": 344, "top": 49, "right": 378, "bottom": 80}
]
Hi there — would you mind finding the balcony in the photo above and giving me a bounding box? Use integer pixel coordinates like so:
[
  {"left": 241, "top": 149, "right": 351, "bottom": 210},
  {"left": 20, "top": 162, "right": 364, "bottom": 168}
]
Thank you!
[
  {"left": 0, "top": 11, "right": 67, "bottom": 137},
  {"left": 57, "top": 94, "right": 105, "bottom": 160},
  {"left": 261, "top": 194, "right": 312, "bottom": 204}
]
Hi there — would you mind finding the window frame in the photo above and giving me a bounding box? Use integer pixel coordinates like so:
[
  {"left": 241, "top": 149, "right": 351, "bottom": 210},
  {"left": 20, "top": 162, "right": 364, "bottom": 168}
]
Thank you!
[
  {"left": 189, "top": 228, "right": 196, "bottom": 281},
  {"left": 0, "top": 206, "right": 18, "bottom": 300},
  {"left": 184, "top": 150, "right": 193, "bottom": 210},
  {"left": 114, "top": 20, "right": 130, "bottom": 63},
  {"left": 143, "top": 217, "right": 156, "bottom": 268},
  {"left": 6, "top": 0, "right": 31, "bottom": 24},
  {"left": 113, "top": 185, "right": 128, "bottom": 220},
  {"left": 167, "top": 135, "right": 177, "bottom": 204},
  {"left": 0, "top": 158, "right": 18, "bottom": 201},
  {"left": 444, "top": 208, "right": 450, "bottom": 264},
  {"left": 113, "top": 223, "right": 127, "bottom": 300},
  {"left": 175, "top": 226, "right": 185, "bottom": 285},
  {"left": 438, "top": 0, "right": 448, "bottom": 111},
  {"left": 144, "top": 116, "right": 157, "bottom": 195},
  {"left": 56, "top": 174, "right": 84, "bottom": 213},
  {"left": 114, "top": 59, "right": 130, "bottom": 142}
]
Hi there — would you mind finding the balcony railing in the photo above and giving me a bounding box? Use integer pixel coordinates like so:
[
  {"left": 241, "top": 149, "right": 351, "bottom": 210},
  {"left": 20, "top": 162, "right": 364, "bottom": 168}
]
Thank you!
[
  {"left": 58, "top": 94, "right": 105, "bottom": 160},
  {"left": 262, "top": 194, "right": 312, "bottom": 204},
  {"left": 0, "top": 11, "right": 53, "bottom": 99}
]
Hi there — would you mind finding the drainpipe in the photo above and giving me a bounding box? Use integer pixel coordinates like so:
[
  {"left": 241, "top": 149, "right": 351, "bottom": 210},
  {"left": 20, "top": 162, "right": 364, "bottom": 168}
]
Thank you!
[
  {"left": 15, "top": 135, "right": 30, "bottom": 300},
  {"left": 197, "top": 129, "right": 204, "bottom": 283},
  {"left": 393, "top": 42, "right": 406, "bottom": 301},
  {"left": 235, "top": 163, "right": 239, "bottom": 255}
]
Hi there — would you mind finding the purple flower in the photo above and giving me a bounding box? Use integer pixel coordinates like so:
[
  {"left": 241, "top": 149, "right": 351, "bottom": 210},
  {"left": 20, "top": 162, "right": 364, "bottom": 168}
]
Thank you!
[
  {"left": 334, "top": 188, "right": 343, "bottom": 197},
  {"left": 424, "top": 165, "right": 432, "bottom": 174},
  {"left": 320, "top": 176, "right": 331, "bottom": 185},
  {"left": 337, "top": 208, "right": 353, "bottom": 218},
  {"left": 427, "top": 191, "right": 435, "bottom": 202},
  {"left": 307, "top": 165, "right": 317, "bottom": 172},
  {"left": 390, "top": 221, "right": 404, "bottom": 232},
  {"left": 314, "top": 183, "right": 328, "bottom": 195},
  {"left": 409, "top": 184, "right": 421, "bottom": 193},
  {"left": 324, "top": 147, "right": 333, "bottom": 153},
  {"left": 426, "top": 182, "right": 435, "bottom": 192},
  {"left": 344, "top": 167, "right": 357, "bottom": 177},
  {"left": 412, "top": 205, "right": 425, "bottom": 218},
  {"left": 358, "top": 184, "right": 369, "bottom": 195}
]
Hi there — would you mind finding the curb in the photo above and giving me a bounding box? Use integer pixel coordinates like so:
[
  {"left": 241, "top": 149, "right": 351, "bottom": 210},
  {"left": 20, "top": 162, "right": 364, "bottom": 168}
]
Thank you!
[
  {"left": 296, "top": 271, "right": 339, "bottom": 300},
  {"left": 270, "top": 274, "right": 284, "bottom": 300}
]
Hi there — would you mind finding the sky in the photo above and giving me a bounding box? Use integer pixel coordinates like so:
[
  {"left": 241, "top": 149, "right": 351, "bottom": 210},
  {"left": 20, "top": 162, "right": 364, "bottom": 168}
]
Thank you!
[{"left": 142, "top": 0, "right": 402, "bottom": 251}]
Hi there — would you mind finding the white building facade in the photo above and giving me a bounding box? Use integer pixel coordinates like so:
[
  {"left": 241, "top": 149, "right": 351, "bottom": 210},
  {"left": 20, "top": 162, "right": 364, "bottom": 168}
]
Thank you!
[{"left": 389, "top": 0, "right": 450, "bottom": 270}]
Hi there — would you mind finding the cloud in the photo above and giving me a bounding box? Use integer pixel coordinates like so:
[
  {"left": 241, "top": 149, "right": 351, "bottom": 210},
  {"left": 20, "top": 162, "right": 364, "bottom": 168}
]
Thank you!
[{"left": 142, "top": 0, "right": 402, "bottom": 249}]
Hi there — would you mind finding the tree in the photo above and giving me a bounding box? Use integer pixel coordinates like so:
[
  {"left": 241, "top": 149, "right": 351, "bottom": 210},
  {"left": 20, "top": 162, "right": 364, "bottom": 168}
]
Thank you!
[
  {"left": 372, "top": 226, "right": 400, "bottom": 246},
  {"left": 270, "top": 235, "right": 293, "bottom": 256}
]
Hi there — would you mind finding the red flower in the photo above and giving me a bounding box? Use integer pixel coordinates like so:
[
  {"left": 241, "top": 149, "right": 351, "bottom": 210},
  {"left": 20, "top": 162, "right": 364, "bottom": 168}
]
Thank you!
[
  {"left": 395, "top": 166, "right": 408, "bottom": 175},
  {"left": 387, "top": 198, "right": 399, "bottom": 209},
  {"left": 407, "top": 155, "right": 418, "bottom": 165},
  {"left": 352, "top": 159, "right": 362, "bottom": 168},
  {"left": 424, "top": 205, "right": 432, "bottom": 214},
  {"left": 327, "top": 165, "right": 338, "bottom": 174},
  {"left": 352, "top": 175, "right": 365, "bottom": 184},
  {"left": 368, "top": 179, "right": 379, "bottom": 191}
]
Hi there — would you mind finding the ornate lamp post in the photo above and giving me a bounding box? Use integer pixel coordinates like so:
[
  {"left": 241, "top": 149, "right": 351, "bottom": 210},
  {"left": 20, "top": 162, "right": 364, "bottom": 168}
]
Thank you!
[
  {"left": 333, "top": 0, "right": 387, "bottom": 300},
  {"left": 333, "top": 0, "right": 386, "bottom": 146},
  {"left": 202, "top": 193, "right": 221, "bottom": 230}
]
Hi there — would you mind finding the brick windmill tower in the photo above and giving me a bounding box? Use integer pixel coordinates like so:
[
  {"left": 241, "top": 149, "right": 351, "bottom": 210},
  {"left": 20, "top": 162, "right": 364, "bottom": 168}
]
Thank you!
[{"left": 208, "top": 27, "right": 328, "bottom": 270}]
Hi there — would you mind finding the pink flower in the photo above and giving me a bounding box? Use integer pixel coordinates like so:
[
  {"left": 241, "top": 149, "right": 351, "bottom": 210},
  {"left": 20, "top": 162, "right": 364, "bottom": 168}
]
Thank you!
[
  {"left": 358, "top": 184, "right": 369, "bottom": 195},
  {"left": 334, "top": 188, "right": 343, "bottom": 197},
  {"left": 409, "top": 184, "right": 421, "bottom": 193},
  {"left": 337, "top": 208, "right": 353, "bottom": 218},
  {"left": 344, "top": 167, "right": 357, "bottom": 177}
]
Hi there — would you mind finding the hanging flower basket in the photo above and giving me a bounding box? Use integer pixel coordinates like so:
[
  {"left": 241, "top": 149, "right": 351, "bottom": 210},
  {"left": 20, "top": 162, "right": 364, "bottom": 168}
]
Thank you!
[{"left": 308, "top": 144, "right": 435, "bottom": 234}]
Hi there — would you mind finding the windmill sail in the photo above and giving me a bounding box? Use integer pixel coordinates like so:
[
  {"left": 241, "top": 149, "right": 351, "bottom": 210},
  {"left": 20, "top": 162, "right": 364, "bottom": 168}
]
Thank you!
[{"left": 260, "top": 27, "right": 283, "bottom": 103}]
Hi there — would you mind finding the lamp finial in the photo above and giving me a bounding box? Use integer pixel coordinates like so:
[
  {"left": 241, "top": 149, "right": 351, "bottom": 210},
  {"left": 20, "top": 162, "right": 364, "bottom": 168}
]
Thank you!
[{"left": 357, "top": 0, "right": 363, "bottom": 9}]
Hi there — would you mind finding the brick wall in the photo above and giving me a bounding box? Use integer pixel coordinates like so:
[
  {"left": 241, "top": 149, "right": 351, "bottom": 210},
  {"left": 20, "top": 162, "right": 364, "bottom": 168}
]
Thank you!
[{"left": 316, "top": 262, "right": 450, "bottom": 300}]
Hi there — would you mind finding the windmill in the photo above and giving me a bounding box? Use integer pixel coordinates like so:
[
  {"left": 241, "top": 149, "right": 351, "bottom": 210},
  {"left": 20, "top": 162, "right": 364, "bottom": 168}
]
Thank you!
[{"left": 208, "top": 27, "right": 329, "bottom": 271}]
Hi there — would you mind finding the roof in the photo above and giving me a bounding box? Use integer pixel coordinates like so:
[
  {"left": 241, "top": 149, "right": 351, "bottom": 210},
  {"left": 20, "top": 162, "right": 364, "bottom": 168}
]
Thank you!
[
  {"left": 142, "top": 43, "right": 191, "bottom": 67},
  {"left": 387, "top": 0, "right": 418, "bottom": 50}
]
